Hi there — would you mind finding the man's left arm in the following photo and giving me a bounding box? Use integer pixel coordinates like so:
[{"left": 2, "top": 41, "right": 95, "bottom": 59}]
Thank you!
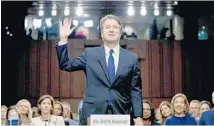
[{"left": 131, "top": 58, "right": 143, "bottom": 118}]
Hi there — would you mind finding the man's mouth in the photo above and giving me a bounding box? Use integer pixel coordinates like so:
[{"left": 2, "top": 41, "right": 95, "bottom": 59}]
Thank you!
[{"left": 108, "top": 34, "right": 115, "bottom": 36}]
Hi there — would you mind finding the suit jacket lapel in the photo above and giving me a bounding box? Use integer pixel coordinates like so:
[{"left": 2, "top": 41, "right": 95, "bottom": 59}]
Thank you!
[{"left": 98, "top": 45, "right": 111, "bottom": 85}]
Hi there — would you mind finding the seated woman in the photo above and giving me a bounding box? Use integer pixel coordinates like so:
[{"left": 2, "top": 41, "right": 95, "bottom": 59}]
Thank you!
[
  {"left": 31, "top": 95, "right": 65, "bottom": 126},
  {"left": 159, "top": 101, "right": 172, "bottom": 124},
  {"left": 200, "top": 100, "right": 211, "bottom": 113},
  {"left": 16, "top": 99, "right": 33, "bottom": 125},
  {"left": 7, "top": 106, "right": 21, "bottom": 126},
  {"left": 62, "top": 101, "right": 78, "bottom": 125},
  {"left": 53, "top": 101, "right": 64, "bottom": 116},
  {"left": 142, "top": 100, "right": 160, "bottom": 125},
  {"left": 1, "top": 105, "right": 8, "bottom": 126},
  {"left": 154, "top": 108, "right": 162, "bottom": 124},
  {"left": 165, "top": 93, "right": 197, "bottom": 125}
]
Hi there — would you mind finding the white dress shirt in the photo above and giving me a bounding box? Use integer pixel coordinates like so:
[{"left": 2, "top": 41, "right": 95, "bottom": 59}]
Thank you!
[{"left": 104, "top": 44, "right": 120, "bottom": 74}]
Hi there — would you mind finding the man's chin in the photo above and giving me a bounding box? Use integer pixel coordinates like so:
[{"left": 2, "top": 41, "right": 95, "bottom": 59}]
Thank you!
[{"left": 104, "top": 39, "right": 119, "bottom": 43}]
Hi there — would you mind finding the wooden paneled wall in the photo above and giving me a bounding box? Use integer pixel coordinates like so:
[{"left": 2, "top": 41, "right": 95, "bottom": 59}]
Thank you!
[{"left": 18, "top": 40, "right": 182, "bottom": 109}]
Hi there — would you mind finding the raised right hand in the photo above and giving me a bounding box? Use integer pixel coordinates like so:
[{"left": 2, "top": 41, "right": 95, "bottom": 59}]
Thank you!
[{"left": 59, "top": 18, "right": 76, "bottom": 42}]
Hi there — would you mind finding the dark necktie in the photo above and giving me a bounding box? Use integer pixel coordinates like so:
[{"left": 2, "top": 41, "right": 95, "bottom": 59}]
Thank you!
[{"left": 108, "top": 49, "right": 115, "bottom": 84}]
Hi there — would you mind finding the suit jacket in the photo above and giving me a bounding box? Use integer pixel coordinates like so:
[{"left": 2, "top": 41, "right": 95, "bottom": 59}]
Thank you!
[
  {"left": 199, "top": 108, "right": 214, "bottom": 125},
  {"left": 56, "top": 44, "right": 142, "bottom": 124}
]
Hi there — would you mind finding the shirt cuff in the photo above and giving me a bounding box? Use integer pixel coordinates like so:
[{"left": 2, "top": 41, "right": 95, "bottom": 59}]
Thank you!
[{"left": 58, "top": 41, "right": 67, "bottom": 46}]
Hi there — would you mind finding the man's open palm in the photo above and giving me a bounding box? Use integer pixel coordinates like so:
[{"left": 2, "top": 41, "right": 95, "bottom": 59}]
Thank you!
[{"left": 59, "top": 18, "right": 76, "bottom": 39}]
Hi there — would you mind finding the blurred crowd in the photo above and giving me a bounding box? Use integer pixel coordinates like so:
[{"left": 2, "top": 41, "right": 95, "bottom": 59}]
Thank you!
[{"left": 1, "top": 91, "right": 214, "bottom": 126}]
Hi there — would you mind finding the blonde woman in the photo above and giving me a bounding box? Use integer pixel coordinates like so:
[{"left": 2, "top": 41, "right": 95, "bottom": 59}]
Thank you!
[
  {"left": 31, "top": 95, "right": 65, "bottom": 126},
  {"left": 53, "top": 101, "right": 64, "bottom": 116},
  {"left": 1, "top": 105, "right": 8, "bottom": 126},
  {"left": 16, "top": 99, "right": 33, "bottom": 125},
  {"left": 159, "top": 101, "right": 172, "bottom": 124},
  {"left": 165, "top": 93, "right": 197, "bottom": 125}
]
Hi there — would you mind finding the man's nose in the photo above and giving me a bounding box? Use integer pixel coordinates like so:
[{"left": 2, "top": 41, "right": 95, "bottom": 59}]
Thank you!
[{"left": 109, "top": 27, "right": 114, "bottom": 31}]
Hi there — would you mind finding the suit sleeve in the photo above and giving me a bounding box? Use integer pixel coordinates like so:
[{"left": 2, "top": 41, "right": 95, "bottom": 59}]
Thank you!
[
  {"left": 199, "top": 112, "right": 205, "bottom": 125},
  {"left": 131, "top": 58, "right": 142, "bottom": 117},
  {"left": 56, "top": 44, "right": 86, "bottom": 72}
]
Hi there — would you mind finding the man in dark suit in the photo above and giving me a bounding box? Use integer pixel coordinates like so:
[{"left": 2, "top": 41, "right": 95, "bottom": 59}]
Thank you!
[
  {"left": 56, "top": 15, "right": 143, "bottom": 125},
  {"left": 199, "top": 108, "right": 214, "bottom": 125},
  {"left": 199, "top": 91, "right": 214, "bottom": 125}
]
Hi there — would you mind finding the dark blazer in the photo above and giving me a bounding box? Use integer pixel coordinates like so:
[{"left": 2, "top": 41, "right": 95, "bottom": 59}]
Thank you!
[
  {"left": 199, "top": 108, "right": 214, "bottom": 125},
  {"left": 56, "top": 44, "right": 142, "bottom": 125}
]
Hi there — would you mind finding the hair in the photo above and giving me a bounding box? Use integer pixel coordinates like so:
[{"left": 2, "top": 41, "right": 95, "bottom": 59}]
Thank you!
[
  {"left": 1, "top": 105, "right": 8, "bottom": 125},
  {"left": 200, "top": 100, "right": 211, "bottom": 109},
  {"left": 61, "top": 101, "right": 74, "bottom": 119},
  {"left": 190, "top": 100, "right": 200, "bottom": 105},
  {"left": 1, "top": 105, "right": 8, "bottom": 110},
  {"left": 70, "top": 111, "right": 74, "bottom": 120},
  {"left": 171, "top": 93, "right": 189, "bottom": 115},
  {"left": 159, "top": 101, "right": 171, "bottom": 124},
  {"left": 100, "top": 14, "right": 123, "bottom": 34},
  {"left": 37, "top": 94, "right": 55, "bottom": 115},
  {"left": 159, "top": 101, "right": 171, "bottom": 115},
  {"left": 16, "top": 99, "right": 32, "bottom": 122},
  {"left": 62, "top": 101, "right": 71, "bottom": 110},
  {"left": 212, "top": 91, "right": 214, "bottom": 97},
  {"left": 54, "top": 101, "right": 64, "bottom": 116},
  {"left": 6, "top": 105, "right": 21, "bottom": 125},
  {"left": 142, "top": 100, "right": 155, "bottom": 123}
]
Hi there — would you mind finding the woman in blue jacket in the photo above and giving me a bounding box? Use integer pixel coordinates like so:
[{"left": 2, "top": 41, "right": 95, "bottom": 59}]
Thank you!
[{"left": 165, "top": 93, "right": 197, "bottom": 125}]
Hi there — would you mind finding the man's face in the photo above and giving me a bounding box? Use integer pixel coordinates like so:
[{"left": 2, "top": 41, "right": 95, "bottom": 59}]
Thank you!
[{"left": 101, "top": 19, "right": 121, "bottom": 44}]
